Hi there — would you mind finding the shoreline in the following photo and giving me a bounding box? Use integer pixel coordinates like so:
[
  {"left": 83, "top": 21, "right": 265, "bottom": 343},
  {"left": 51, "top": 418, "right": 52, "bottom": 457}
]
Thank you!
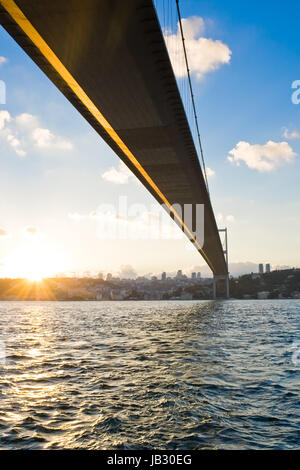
[{"left": 0, "top": 298, "right": 298, "bottom": 302}]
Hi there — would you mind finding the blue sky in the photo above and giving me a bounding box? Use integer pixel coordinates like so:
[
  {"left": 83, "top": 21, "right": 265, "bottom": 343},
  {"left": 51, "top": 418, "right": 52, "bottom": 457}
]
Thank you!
[{"left": 0, "top": 0, "right": 300, "bottom": 278}]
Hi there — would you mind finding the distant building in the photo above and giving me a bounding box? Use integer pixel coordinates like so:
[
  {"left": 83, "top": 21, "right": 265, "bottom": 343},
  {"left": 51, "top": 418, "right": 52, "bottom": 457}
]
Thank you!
[
  {"left": 151, "top": 276, "right": 157, "bottom": 281},
  {"left": 106, "top": 273, "right": 112, "bottom": 281},
  {"left": 191, "top": 272, "right": 196, "bottom": 279},
  {"left": 259, "top": 264, "right": 264, "bottom": 274},
  {"left": 197, "top": 272, "right": 201, "bottom": 279},
  {"left": 266, "top": 264, "right": 271, "bottom": 273},
  {"left": 176, "top": 269, "right": 182, "bottom": 279},
  {"left": 98, "top": 272, "right": 104, "bottom": 279},
  {"left": 161, "top": 272, "right": 166, "bottom": 281}
]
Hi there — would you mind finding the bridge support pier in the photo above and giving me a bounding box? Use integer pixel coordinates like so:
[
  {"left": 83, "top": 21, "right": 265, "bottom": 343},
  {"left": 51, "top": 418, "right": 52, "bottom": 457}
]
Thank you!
[
  {"left": 213, "top": 274, "right": 230, "bottom": 300},
  {"left": 213, "top": 227, "right": 230, "bottom": 299}
]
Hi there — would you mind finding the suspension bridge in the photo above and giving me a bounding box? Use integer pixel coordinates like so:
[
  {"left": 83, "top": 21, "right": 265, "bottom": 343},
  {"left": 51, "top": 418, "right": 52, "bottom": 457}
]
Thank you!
[{"left": 0, "top": 0, "right": 229, "bottom": 297}]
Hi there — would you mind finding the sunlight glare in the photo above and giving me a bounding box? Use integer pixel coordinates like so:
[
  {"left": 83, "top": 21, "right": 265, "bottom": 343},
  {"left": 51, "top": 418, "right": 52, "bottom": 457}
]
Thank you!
[{"left": 5, "top": 240, "right": 66, "bottom": 280}]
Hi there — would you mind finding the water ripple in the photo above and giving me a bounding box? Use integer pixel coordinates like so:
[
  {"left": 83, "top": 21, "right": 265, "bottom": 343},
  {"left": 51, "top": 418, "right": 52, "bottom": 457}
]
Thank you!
[{"left": 0, "top": 300, "right": 299, "bottom": 449}]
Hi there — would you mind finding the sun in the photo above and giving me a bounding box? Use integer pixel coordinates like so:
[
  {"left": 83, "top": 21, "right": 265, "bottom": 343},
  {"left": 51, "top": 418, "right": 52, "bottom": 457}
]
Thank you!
[
  {"left": 26, "top": 272, "right": 44, "bottom": 283},
  {"left": 19, "top": 251, "right": 50, "bottom": 282},
  {"left": 5, "top": 240, "right": 65, "bottom": 280}
]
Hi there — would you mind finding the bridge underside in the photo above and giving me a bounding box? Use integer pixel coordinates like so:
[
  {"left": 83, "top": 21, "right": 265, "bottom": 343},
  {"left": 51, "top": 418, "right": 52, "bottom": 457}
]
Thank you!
[{"left": 0, "top": 0, "right": 228, "bottom": 275}]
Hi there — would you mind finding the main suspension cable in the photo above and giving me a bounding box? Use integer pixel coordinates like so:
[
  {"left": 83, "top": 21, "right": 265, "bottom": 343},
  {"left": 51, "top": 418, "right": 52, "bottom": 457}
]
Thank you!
[{"left": 175, "top": 0, "right": 210, "bottom": 195}]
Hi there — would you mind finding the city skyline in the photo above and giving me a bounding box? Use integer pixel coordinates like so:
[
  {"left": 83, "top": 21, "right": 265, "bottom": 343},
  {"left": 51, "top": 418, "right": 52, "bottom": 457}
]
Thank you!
[
  {"left": 0, "top": 260, "right": 293, "bottom": 281},
  {"left": 1, "top": 264, "right": 299, "bottom": 302},
  {"left": 1, "top": 0, "right": 300, "bottom": 279}
]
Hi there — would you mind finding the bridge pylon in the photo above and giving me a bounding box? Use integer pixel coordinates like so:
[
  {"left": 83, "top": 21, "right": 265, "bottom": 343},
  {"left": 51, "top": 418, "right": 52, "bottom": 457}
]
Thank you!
[
  {"left": 213, "top": 274, "right": 230, "bottom": 300},
  {"left": 213, "top": 228, "right": 230, "bottom": 299}
]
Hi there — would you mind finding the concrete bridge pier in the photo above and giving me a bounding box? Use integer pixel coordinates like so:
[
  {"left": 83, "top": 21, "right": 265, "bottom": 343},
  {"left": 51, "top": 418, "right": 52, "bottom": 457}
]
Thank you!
[{"left": 213, "top": 274, "right": 230, "bottom": 300}]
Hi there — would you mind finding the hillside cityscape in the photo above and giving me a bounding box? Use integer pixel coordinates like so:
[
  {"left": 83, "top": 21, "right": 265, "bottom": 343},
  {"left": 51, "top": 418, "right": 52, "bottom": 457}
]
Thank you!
[{"left": 0, "top": 265, "right": 300, "bottom": 301}]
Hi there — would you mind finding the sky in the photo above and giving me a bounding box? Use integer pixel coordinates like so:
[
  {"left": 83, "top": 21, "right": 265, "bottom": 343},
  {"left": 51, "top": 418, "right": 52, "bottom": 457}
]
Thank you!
[{"left": 0, "top": 0, "right": 300, "bottom": 279}]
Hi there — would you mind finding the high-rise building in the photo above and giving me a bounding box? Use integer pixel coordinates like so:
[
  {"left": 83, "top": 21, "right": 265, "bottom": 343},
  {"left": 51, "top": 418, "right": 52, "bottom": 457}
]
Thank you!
[
  {"left": 161, "top": 272, "right": 166, "bottom": 281},
  {"left": 259, "top": 264, "right": 264, "bottom": 274},
  {"left": 266, "top": 263, "right": 271, "bottom": 273},
  {"left": 197, "top": 272, "right": 201, "bottom": 279},
  {"left": 191, "top": 272, "right": 196, "bottom": 279},
  {"left": 106, "top": 273, "right": 112, "bottom": 281},
  {"left": 98, "top": 272, "right": 104, "bottom": 280},
  {"left": 176, "top": 269, "right": 182, "bottom": 278}
]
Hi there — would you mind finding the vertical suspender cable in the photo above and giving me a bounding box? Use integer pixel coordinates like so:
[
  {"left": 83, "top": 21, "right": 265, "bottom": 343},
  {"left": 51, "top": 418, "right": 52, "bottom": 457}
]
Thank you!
[{"left": 175, "top": 0, "right": 210, "bottom": 195}]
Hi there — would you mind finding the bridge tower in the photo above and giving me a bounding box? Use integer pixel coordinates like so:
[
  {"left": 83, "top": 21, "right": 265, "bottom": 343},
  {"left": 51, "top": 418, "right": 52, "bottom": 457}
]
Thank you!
[{"left": 213, "top": 228, "right": 230, "bottom": 299}]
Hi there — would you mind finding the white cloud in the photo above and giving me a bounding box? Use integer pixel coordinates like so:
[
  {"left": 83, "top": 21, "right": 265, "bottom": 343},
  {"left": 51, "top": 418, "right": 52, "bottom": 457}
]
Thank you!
[
  {"left": 216, "top": 213, "right": 222, "bottom": 224},
  {"left": 15, "top": 113, "right": 38, "bottom": 128},
  {"left": 206, "top": 167, "right": 215, "bottom": 178},
  {"left": 216, "top": 213, "right": 235, "bottom": 224},
  {"left": 32, "top": 128, "right": 53, "bottom": 148},
  {"left": 0, "top": 56, "right": 7, "bottom": 66},
  {"left": 102, "top": 162, "right": 134, "bottom": 184},
  {"left": 6, "top": 134, "right": 26, "bottom": 157},
  {"left": 25, "top": 226, "right": 38, "bottom": 235},
  {"left": 164, "top": 16, "right": 231, "bottom": 80},
  {"left": 0, "top": 110, "right": 73, "bottom": 156},
  {"left": 24, "top": 226, "right": 42, "bottom": 239},
  {"left": 0, "top": 111, "right": 26, "bottom": 156},
  {"left": 17, "top": 113, "right": 73, "bottom": 150},
  {"left": 68, "top": 211, "right": 102, "bottom": 221},
  {"left": 227, "top": 140, "right": 296, "bottom": 172},
  {"left": 0, "top": 228, "right": 9, "bottom": 237},
  {"left": 68, "top": 212, "right": 85, "bottom": 221},
  {"left": 282, "top": 127, "right": 300, "bottom": 140},
  {"left": 182, "top": 16, "right": 205, "bottom": 38},
  {"left": 32, "top": 127, "right": 73, "bottom": 150}
]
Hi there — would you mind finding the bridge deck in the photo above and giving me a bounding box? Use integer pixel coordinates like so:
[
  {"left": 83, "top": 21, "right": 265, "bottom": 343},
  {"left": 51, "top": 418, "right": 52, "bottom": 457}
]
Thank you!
[{"left": 0, "top": 0, "right": 227, "bottom": 275}]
